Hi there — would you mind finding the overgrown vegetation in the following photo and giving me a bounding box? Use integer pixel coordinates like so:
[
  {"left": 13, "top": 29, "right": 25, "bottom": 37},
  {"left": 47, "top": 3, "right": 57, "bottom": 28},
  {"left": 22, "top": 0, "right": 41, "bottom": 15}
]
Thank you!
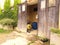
[
  {"left": 36, "top": 35, "right": 49, "bottom": 42},
  {"left": 0, "top": 18, "right": 17, "bottom": 28},
  {"left": 0, "top": 29, "right": 13, "bottom": 33},
  {"left": 0, "top": 0, "right": 21, "bottom": 30},
  {"left": 28, "top": 40, "right": 35, "bottom": 45},
  {"left": 0, "top": 18, "right": 15, "bottom": 25},
  {"left": 51, "top": 28, "right": 60, "bottom": 34},
  {"left": 27, "top": 35, "right": 49, "bottom": 45}
]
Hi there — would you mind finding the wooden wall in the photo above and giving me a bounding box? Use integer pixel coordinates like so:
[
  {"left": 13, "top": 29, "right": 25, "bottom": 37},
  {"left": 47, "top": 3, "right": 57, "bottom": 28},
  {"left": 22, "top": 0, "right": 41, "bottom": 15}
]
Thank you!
[
  {"left": 17, "top": 0, "right": 60, "bottom": 39},
  {"left": 38, "top": 0, "right": 59, "bottom": 39},
  {"left": 17, "top": 2, "right": 27, "bottom": 32}
]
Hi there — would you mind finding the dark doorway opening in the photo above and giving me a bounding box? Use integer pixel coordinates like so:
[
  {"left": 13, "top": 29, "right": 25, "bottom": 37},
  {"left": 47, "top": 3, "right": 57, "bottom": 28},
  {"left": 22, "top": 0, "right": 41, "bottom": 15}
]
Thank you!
[{"left": 27, "top": 4, "right": 38, "bottom": 33}]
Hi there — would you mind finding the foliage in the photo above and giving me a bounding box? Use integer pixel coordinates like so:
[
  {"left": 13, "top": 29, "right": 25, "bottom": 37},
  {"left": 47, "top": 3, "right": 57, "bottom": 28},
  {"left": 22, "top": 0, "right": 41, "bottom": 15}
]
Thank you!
[
  {"left": 0, "top": 8, "right": 2, "bottom": 14},
  {"left": 34, "top": 35, "right": 49, "bottom": 42},
  {"left": 28, "top": 40, "right": 35, "bottom": 45},
  {"left": 51, "top": 28, "right": 60, "bottom": 34},
  {"left": 40, "top": 37, "right": 49, "bottom": 42},
  {"left": 17, "top": 0, "right": 21, "bottom": 4},
  {"left": 4, "top": 0, "right": 18, "bottom": 21},
  {"left": 0, "top": 10, "right": 14, "bottom": 19},
  {"left": 4, "top": 0, "right": 10, "bottom": 10},
  {"left": 0, "top": 29, "right": 13, "bottom": 33},
  {"left": 27, "top": 35, "right": 49, "bottom": 45},
  {"left": 44, "top": 41, "right": 50, "bottom": 45},
  {"left": 0, "top": 18, "right": 15, "bottom": 25},
  {"left": 0, "top": 0, "right": 21, "bottom": 27}
]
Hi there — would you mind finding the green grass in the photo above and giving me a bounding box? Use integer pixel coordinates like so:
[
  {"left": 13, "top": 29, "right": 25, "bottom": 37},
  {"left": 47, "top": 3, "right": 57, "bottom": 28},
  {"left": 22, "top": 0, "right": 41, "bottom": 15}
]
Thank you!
[
  {"left": 51, "top": 28, "right": 60, "bottom": 34},
  {"left": 44, "top": 40, "right": 50, "bottom": 45},
  {"left": 0, "top": 29, "right": 13, "bottom": 33},
  {"left": 28, "top": 40, "right": 35, "bottom": 45},
  {"left": 34, "top": 35, "right": 49, "bottom": 42},
  {"left": 50, "top": 44, "right": 55, "bottom": 45}
]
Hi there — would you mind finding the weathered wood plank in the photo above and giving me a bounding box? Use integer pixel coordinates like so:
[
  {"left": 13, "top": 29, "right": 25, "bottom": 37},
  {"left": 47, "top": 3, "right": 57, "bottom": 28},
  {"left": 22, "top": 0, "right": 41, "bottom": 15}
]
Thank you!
[
  {"left": 38, "top": 0, "right": 48, "bottom": 37},
  {"left": 17, "top": 2, "right": 27, "bottom": 32},
  {"left": 38, "top": 0, "right": 59, "bottom": 39},
  {"left": 58, "top": 0, "right": 60, "bottom": 29}
]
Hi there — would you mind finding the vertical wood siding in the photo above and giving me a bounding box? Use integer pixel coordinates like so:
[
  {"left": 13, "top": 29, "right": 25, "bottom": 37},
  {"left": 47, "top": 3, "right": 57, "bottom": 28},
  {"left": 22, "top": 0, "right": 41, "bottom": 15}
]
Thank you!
[
  {"left": 18, "top": 2, "right": 27, "bottom": 32},
  {"left": 38, "top": 0, "right": 59, "bottom": 39}
]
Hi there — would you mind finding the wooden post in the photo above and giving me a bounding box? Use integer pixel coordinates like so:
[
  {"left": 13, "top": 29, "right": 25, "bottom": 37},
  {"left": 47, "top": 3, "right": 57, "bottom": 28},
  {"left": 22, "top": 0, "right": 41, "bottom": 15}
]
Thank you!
[
  {"left": 17, "top": 1, "right": 27, "bottom": 32},
  {"left": 46, "top": 0, "right": 50, "bottom": 39},
  {"left": 38, "top": 0, "right": 48, "bottom": 37},
  {"left": 59, "top": 0, "right": 60, "bottom": 29},
  {"left": 59, "top": 5, "right": 60, "bottom": 29}
]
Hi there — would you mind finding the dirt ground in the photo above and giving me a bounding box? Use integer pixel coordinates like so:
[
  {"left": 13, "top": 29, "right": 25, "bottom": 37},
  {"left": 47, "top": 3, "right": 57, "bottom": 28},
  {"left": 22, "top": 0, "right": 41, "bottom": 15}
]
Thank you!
[
  {"left": 50, "top": 33, "right": 60, "bottom": 45},
  {"left": 0, "top": 31, "right": 49, "bottom": 45},
  {"left": 0, "top": 31, "right": 18, "bottom": 44}
]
